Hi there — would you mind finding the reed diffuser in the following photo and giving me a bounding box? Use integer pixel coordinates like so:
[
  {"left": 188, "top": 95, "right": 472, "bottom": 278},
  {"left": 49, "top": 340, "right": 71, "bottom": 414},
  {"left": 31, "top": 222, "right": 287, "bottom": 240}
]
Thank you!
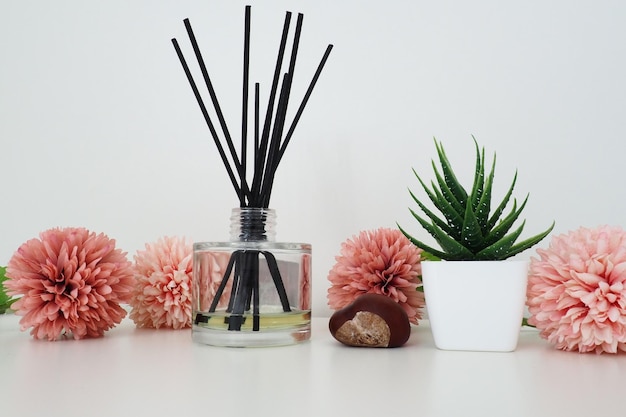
[{"left": 172, "top": 6, "right": 332, "bottom": 347}]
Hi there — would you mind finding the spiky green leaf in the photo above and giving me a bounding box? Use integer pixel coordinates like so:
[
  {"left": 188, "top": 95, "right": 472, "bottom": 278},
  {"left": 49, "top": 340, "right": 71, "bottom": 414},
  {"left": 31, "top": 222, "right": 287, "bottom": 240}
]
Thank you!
[
  {"left": 482, "top": 195, "right": 528, "bottom": 247},
  {"left": 419, "top": 251, "right": 441, "bottom": 261},
  {"left": 468, "top": 137, "right": 485, "bottom": 212},
  {"left": 430, "top": 182, "right": 464, "bottom": 239},
  {"left": 428, "top": 222, "right": 475, "bottom": 259},
  {"left": 408, "top": 190, "right": 454, "bottom": 236},
  {"left": 398, "top": 224, "right": 450, "bottom": 260},
  {"left": 432, "top": 160, "right": 465, "bottom": 216},
  {"left": 476, "top": 220, "right": 526, "bottom": 260},
  {"left": 413, "top": 169, "right": 452, "bottom": 220},
  {"left": 400, "top": 211, "right": 473, "bottom": 260},
  {"left": 412, "top": 166, "right": 465, "bottom": 238},
  {"left": 485, "top": 170, "right": 517, "bottom": 232},
  {"left": 461, "top": 198, "right": 484, "bottom": 251},
  {"left": 434, "top": 138, "right": 468, "bottom": 207},
  {"left": 412, "top": 168, "right": 437, "bottom": 200},
  {"left": 476, "top": 153, "right": 496, "bottom": 234},
  {"left": 504, "top": 221, "right": 555, "bottom": 259}
]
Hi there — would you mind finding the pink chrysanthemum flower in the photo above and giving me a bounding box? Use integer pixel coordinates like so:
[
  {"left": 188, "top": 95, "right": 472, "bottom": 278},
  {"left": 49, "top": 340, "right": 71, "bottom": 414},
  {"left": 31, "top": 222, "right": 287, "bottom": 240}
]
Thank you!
[
  {"left": 129, "top": 236, "right": 193, "bottom": 329},
  {"left": 5, "top": 227, "right": 133, "bottom": 341},
  {"left": 327, "top": 228, "right": 425, "bottom": 324},
  {"left": 527, "top": 225, "right": 626, "bottom": 354},
  {"left": 194, "top": 251, "right": 232, "bottom": 311}
]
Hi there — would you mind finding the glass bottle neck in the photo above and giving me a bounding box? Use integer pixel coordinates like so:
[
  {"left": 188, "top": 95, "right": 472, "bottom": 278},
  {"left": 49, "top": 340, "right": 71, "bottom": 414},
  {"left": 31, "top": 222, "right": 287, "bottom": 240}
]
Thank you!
[{"left": 230, "top": 207, "right": 277, "bottom": 241}]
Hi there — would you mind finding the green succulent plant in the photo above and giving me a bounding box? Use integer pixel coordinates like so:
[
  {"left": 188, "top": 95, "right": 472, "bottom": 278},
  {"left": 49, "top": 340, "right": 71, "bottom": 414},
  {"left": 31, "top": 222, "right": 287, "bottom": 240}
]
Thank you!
[{"left": 398, "top": 137, "right": 554, "bottom": 261}]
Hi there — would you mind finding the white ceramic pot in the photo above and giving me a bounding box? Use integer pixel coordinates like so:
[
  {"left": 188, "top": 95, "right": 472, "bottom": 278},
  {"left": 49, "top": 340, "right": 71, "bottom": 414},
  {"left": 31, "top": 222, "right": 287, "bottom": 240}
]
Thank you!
[{"left": 422, "top": 260, "right": 528, "bottom": 352}]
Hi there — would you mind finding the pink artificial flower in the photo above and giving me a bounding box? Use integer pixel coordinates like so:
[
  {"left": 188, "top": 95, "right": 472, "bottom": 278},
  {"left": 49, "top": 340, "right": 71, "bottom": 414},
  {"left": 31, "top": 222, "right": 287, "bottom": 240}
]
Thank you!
[
  {"left": 327, "top": 228, "right": 425, "bottom": 324},
  {"left": 129, "top": 236, "right": 194, "bottom": 329},
  {"left": 193, "top": 251, "right": 234, "bottom": 312},
  {"left": 5, "top": 227, "right": 134, "bottom": 341},
  {"left": 527, "top": 225, "right": 626, "bottom": 353}
]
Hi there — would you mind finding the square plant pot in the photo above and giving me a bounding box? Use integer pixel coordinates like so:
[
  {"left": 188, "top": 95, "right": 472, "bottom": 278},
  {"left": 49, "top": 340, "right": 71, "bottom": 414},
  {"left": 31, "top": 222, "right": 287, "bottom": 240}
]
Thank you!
[{"left": 422, "top": 260, "right": 528, "bottom": 352}]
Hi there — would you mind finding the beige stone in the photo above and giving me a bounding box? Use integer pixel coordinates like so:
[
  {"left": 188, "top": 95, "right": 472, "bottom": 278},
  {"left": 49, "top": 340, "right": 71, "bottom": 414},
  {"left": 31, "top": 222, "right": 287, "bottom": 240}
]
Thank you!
[{"left": 334, "top": 311, "right": 391, "bottom": 347}]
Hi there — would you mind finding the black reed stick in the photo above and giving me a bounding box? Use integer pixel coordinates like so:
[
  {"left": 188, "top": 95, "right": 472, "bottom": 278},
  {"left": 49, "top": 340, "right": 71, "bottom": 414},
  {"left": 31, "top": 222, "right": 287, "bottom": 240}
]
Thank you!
[
  {"left": 260, "top": 73, "right": 291, "bottom": 208},
  {"left": 171, "top": 38, "right": 243, "bottom": 197},
  {"left": 279, "top": 13, "right": 304, "bottom": 121},
  {"left": 278, "top": 44, "right": 334, "bottom": 164},
  {"left": 241, "top": 6, "right": 251, "bottom": 207},
  {"left": 184, "top": 19, "right": 250, "bottom": 204},
  {"left": 251, "top": 11, "right": 292, "bottom": 206},
  {"left": 255, "top": 14, "right": 304, "bottom": 208},
  {"left": 254, "top": 82, "right": 260, "bottom": 155}
]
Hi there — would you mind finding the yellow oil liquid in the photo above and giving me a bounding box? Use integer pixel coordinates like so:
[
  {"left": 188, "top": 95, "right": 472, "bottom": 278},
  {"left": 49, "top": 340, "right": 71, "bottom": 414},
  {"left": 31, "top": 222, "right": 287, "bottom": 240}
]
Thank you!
[{"left": 194, "top": 309, "right": 311, "bottom": 331}]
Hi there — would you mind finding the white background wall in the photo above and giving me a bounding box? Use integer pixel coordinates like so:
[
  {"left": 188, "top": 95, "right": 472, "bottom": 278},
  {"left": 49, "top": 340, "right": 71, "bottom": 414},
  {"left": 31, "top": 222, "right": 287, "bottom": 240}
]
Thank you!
[{"left": 2, "top": 0, "right": 625, "bottom": 317}]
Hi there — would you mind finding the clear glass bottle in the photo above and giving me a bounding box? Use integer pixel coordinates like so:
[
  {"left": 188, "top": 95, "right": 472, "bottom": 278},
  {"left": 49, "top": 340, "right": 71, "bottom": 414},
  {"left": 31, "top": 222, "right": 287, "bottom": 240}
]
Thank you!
[{"left": 192, "top": 208, "right": 311, "bottom": 347}]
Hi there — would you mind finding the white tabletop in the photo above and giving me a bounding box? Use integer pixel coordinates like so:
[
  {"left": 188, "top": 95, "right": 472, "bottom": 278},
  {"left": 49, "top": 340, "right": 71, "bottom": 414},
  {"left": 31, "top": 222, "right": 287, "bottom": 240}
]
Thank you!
[{"left": 1, "top": 313, "right": 625, "bottom": 417}]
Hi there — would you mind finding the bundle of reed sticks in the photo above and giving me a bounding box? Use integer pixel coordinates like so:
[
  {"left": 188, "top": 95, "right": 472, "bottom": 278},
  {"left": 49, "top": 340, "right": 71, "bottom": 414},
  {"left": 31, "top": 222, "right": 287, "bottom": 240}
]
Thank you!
[
  {"left": 173, "top": 6, "right": 332, "bottom": 332},
  {"left": 172, "top": 5, "right": 333, "bottom": 209}
]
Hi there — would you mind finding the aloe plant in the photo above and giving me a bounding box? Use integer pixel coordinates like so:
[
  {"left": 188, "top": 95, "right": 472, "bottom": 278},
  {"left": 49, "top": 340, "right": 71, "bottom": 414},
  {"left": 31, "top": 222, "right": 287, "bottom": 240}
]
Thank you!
[{"left": 399, "top": 138, "right": 554, "bottom": 261}]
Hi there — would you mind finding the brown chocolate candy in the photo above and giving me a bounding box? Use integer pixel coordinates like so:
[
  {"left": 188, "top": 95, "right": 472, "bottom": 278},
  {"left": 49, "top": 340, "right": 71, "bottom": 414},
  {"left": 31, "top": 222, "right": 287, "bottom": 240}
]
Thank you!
[{"left": 329, "top": 294, "right": 411, "bottom": 348}]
